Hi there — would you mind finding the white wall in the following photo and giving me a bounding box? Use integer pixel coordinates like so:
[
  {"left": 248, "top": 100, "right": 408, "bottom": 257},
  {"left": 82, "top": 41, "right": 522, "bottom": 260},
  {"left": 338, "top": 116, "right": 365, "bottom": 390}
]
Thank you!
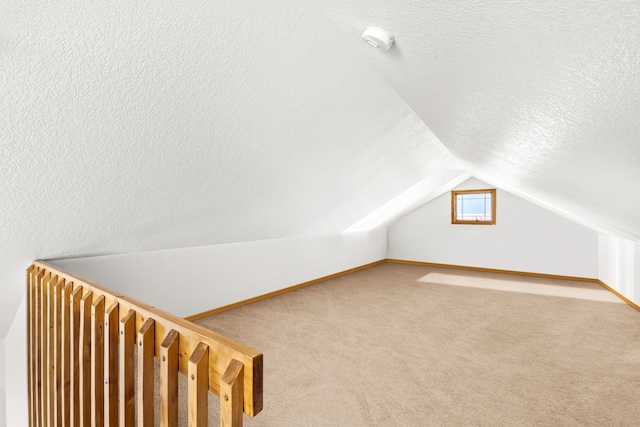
[
  {"left": 50, "top": 230, "right": 387, "bottom": 319},
  {"left": 598, "top": 234, "right": 640, "bottom": 306},
  {"left": 4, "top": 298, "right": 27, "bottom": 427},
  {"left": 0, "top": 338, "right": 5, "bottom": 427},
  {"left": 388, "top": 178, "right": 599, "bottom": 278}
]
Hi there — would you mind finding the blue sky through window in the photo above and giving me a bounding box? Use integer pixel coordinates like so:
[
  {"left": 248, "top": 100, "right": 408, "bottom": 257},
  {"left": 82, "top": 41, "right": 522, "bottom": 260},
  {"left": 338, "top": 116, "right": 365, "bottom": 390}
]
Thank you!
[{"left": 456, "top": 193, "right": 492, "bottom": 221}]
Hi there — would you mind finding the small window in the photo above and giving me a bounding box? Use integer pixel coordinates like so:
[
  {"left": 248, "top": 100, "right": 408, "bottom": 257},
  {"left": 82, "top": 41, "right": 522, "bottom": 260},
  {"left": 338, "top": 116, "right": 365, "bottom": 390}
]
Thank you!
[{"left": 451, "top": 189, "right": 496, "bottom": 225}]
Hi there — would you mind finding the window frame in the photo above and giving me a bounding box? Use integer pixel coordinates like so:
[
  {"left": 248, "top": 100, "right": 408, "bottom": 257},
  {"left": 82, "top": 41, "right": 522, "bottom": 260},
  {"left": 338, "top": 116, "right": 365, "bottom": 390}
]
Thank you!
[{"left": 451, "top": 188, "right": 497, "bottom": 225}]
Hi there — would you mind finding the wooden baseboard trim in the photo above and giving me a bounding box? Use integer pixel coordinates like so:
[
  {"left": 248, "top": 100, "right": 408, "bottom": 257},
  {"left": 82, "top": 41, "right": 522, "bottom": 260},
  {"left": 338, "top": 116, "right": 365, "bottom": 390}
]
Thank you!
[
  {"left": 386, "top": 258, "right": 640, "bottom": 312},
  {"left": 596, "top": 280, "right": 640, "bottom": 312},
  {"left": 185, "top": 258, "right": 640, "bottom": 321},
  {"left": 385, "top": 259, "right": 599, "bottom": 283},
  {"left": 184, "top": 260, "right": 386, "bottom": 321}
]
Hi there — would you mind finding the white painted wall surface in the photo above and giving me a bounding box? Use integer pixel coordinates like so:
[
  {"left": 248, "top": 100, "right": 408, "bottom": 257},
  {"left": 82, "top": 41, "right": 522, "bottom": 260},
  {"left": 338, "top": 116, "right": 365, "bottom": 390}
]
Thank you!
[
  {"left": 50, "top": 230, "right": 387, "bottom": 318},
  {"left": 598, "top": 234, "right": 640, "bottom": 306},
  {"left": 0, "top": 338, "right": 5, "bottom": 427},
  {"left": 388, "top": 178, "right": 599, "bottom": 278},
  {"left": 4, "top": 299, "right": 27, "bottom": 427}
]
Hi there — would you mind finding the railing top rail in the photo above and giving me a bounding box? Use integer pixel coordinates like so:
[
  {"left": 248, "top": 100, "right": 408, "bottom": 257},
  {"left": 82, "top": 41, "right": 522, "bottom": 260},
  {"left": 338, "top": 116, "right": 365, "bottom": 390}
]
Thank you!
[{"left": 32, "top": 260, "right": 263, "bottom": 417}]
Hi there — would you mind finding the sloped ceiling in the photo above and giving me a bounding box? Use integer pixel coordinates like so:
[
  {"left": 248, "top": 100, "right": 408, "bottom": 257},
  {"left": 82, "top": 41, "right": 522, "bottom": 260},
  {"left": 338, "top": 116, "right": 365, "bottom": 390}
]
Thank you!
[
  {"left": 2, "top": 1, "right": 639, "bottom": 334},
  {"left": 328, "top": 0, "right": 640, "bottom": 238}
]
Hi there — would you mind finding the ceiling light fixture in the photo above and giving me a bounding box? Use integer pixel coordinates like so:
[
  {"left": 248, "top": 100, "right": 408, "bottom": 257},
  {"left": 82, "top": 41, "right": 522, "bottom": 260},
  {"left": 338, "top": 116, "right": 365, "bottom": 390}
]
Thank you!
[{"left": 362, "top": 26, "right": 395, "bottom": 51}]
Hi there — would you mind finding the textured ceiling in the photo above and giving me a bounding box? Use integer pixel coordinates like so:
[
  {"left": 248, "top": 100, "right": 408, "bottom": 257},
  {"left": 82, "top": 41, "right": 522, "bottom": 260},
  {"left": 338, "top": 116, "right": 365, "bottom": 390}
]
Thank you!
[
  {"left": 2, "top": 0, "right": 639, "bottom": 335},
  {"left": 327, "top": 0, "right": 640, "bottom": 238}
]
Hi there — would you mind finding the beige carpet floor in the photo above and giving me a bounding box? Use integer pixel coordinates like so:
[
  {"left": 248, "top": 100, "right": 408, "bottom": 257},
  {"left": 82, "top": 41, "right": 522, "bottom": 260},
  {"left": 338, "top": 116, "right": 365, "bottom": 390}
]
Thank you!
[{"left": 190, "top": 263, "right": 640, "bottom": 426}]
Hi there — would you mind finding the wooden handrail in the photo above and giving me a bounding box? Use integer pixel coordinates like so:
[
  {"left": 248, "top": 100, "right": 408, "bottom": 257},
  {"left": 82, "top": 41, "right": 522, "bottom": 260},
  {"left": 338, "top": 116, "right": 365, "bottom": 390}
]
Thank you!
[{"left": 27, "top": 261, "right": 263, "bottom": 426}]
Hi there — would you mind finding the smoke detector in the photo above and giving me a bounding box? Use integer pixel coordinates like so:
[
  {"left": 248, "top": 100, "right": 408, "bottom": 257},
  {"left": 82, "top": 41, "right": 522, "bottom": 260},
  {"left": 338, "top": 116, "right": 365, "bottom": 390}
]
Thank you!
[{"left": 362, "top": 27, "right": 395, "bottom": 51}]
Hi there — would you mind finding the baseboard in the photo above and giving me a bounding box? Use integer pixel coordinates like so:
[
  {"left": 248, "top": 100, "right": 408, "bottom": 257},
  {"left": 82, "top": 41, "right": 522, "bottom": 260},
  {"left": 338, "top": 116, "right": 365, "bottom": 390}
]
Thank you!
[
  {"left": 596, "top": 280, "right": 640, "bottom": 312},
  {"left": 386, "top": 258, "right": 640, "bottom": 312},
  {"left": 385, "top": 259, "right": 598, "bottom": 282},
  {"left": 184, "top": 259, "right": 386, "bottom": 321},
  {"left": 185, "top": 258, "right": 640, "bottom": 321}
]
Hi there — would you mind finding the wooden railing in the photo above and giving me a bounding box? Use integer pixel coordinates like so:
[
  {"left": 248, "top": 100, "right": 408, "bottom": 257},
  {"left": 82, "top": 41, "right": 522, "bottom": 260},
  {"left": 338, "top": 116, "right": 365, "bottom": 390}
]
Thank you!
[{"left": 26, "top": 261, "right": 263, "bottom": 426}]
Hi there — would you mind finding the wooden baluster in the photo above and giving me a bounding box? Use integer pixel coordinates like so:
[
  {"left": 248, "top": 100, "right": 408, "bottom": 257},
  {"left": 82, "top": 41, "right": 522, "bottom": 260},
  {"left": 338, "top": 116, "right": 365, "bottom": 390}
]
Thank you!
[
  {"left": 119, "top": 309, "right": 136, "bottom": 426},
  {"left": 78, "top": 291, "right": 93, "bottom": 427},
  {"left": 104, "top": 302, "right": 119, "bottom": 427},
  {"left": 42, "top": 275, "right": 58, "bottom": 427},
  {"left": 35, "top": 269, "right": 45, "bottom": 427},
  {"left": 26, "top": 265, "right": 35, "bottom": 427},
  {"left": 160, "top": 330, "right": 179, "bottom": 427},
  {"left": 188, "top": 343, "right": 209, "bottom": 427},
  {"left": 137, "top": 319, "right": 155, "bottom": 427},
  {"left": 69, "top": 286, "right": 83, "bottom": 427},
  {"left": 27, "top": 266, "right": 39, "bottom": 427},
  {"left": 52, "top": 277, "right": 65, "bottom": 427},
  {"left": 221, "top": 359, "right": 244, "bottom": 427},
  {"left": 91, "top": 295, "right": 105, "bottom": 427},
  {"left": 60, "top": 282, "right": 73, "bottom": 427},
  {"left": 40, "top": 272, "right": 51, "bottom": 427}
]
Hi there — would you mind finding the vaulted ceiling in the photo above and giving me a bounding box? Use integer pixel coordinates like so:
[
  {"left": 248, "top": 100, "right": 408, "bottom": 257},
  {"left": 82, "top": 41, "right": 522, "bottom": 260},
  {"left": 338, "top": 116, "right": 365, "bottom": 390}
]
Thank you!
[{"left": 2, "top": 0, "right": 639, "bottom": 335}]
